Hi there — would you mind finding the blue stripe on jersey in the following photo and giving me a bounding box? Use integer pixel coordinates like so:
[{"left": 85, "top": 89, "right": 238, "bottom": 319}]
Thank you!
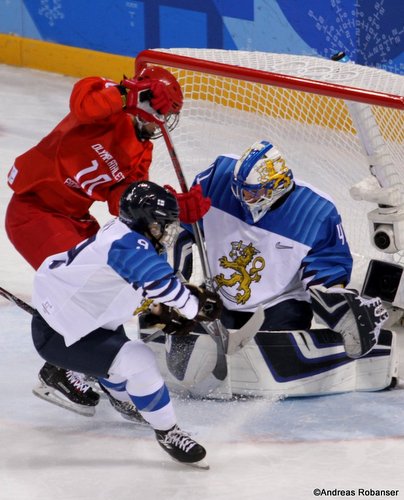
[
  {"left": 302, "top": 261, "right": 351, "bottom": 288},
  {"left": 144, "top": 276, "right": 184, "bottom": 302},
  {"left": 270, "top": 185, "right": 337, "bottom": 247},
  {"left": 107, "top": 232, "right": 175, "bottom": 286},
  {"left": 129, "top": 384, "right": 170, "bottom": 412},
  {"left": 144, "top": 274, "right": 178, "bottom": 295}
]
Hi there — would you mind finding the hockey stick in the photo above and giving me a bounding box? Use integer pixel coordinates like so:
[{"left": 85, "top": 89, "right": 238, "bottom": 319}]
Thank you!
[
  {"left": 0, "top": 285, "right": 164, "bottom": 345},
  {"left": 158, "top": 122, "right": 231, "bottom": 383},
  {"left": 0, "top": 286, "right": 35, "bottom": 315}
]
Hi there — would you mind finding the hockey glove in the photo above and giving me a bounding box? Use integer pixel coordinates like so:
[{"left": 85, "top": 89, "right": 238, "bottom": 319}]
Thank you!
[
  {"left": 164, "top": 184, "right": 211, "bottom": 224},
  {"left": 186, "top": 284, "right": 223, "bottom": 323},
  {"left": 309, "top": 285, "right": 388, "bottom": 359},
  {"left": 142, "top": 304, "right": 196, "bottom": 336},
  {"left": 121, "top": 77, "right": 172, "bottom": 117}
]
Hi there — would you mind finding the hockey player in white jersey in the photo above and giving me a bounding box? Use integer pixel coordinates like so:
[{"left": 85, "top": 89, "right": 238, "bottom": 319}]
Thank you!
[
  {"left": 164, "top": 140, "right": 390, "bottom": 397},
  {"left": 31, "top": 181, "right": 222, "bottom": 468}
]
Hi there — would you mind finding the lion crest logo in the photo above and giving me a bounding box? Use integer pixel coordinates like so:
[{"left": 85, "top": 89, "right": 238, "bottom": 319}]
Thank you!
[{"left": 214, "top": 241, "right": 265, "bottom": 304}]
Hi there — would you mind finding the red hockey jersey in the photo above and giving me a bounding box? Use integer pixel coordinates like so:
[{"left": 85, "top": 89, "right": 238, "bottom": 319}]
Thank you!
[{"left": 7, "top": 76, "right": 153, "bottom": 217}]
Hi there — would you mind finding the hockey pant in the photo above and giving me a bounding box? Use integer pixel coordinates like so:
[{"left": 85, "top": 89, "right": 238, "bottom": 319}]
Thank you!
[
  {"left": 220, "top": 299, "right": 313, "bottom": 330},
  {"left": 31, "top": 311, "right": 176, "bottom": 430}
]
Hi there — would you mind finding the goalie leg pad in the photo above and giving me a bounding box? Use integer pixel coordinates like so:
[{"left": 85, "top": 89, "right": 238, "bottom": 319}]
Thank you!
[{"left": 146, "top": 328, "right": 397, "bottom": 398}]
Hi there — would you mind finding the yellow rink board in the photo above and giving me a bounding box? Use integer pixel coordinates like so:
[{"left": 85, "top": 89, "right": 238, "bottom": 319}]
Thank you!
[{"left": 0, "top": 34, "right": 134, "bottom": 81}]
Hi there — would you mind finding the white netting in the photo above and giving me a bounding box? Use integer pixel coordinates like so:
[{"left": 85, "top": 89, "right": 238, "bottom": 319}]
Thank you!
[{"left": 143, "top": 49, "right": 404, "bottom": 289}]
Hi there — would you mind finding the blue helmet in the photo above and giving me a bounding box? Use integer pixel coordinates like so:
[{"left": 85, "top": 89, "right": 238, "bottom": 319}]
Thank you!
[{"left": 231, "top": 141, "right": 293, "bottom": 222}]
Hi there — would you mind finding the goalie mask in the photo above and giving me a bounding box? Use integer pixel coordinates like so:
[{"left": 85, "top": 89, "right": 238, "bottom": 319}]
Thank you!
[
  {"left": 135, "top": 65, "right": 183, "bottom": 140},
  {"left": 119, "top": 181, "right": 180, "bottom": 253},
  {"left": 231, "top": 140, "right": 293, "bottom": 222}
]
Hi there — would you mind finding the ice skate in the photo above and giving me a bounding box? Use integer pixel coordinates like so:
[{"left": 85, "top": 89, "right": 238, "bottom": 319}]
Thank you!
[
  {"left": 32, "top": 362, "right": 100, "bottom": 417},
  {"left": 107, "top": 395, "right": 148, "bottom": 425},
  {"left": 99, "top": 383, "right": 148, "bottom": 425},
  {"left": 155, "top": 425, "right": 209, "bottom": 469}
]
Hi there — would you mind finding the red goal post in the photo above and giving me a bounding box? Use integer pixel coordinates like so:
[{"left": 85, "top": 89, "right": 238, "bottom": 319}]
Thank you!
[
  {"left": 135, "top": 48, "right": 404, "bottom": 287},
  {"left": 136, "top": 49, "right": 403, "bottom": 110}
]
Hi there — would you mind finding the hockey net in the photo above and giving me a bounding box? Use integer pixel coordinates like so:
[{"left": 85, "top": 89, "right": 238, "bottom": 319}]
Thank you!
[{"left": 136, "top": 49, "right": 404, "bottom": 289}]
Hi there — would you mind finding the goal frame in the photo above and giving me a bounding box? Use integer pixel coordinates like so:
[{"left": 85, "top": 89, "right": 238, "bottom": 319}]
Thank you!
[
  {"left": 135, "top": 49, "right": 404, "bottom": 110},
  {"left": 134, "top": 48, "right": 404, "bottom": 294}
]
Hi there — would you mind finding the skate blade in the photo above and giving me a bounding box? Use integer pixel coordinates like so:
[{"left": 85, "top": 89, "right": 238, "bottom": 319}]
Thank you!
[
  {"left": 172, "top": 457, "right": 210, "bottom": 470},
  {"left": 32, "top": 384, "right": 96, "bottom": 417}
]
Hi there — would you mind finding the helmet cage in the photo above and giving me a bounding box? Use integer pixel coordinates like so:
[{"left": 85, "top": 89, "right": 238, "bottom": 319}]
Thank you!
[
  {"left": 135, "top": 110, "right": 180, "bottom": 140},
  {"left": 148, "top": 220, "right": 180, "bottom": 250}
]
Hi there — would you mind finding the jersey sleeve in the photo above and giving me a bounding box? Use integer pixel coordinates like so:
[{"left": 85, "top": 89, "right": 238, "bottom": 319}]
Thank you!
[
  {"left": 105, "top": 152, "right": 152, "bottom": 215},
  {"left": 70, "top": 77, "right": 124, "bottom": 123},
  {"left": 173, "top": 228, "right": 195, "bottom": 279},
  {"left": 301, "top": 210, "right": 353, "bottom": 288},
  {"left": 107, "top": 232, "right": 199, "bottom": 318}
]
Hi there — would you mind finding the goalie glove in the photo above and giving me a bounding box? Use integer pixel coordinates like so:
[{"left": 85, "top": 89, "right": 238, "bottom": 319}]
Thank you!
[
  {"left": 309, "top": 285, "right": 389, "bottom": 359},
  {"left": 185, "top": 284, "right": 223, "bottom": 323}
]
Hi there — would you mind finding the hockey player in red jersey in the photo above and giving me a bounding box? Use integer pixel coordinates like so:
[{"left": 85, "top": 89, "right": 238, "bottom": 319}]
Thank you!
[{"left": 5, "top": 65, "right": 211, "bottom": 418}]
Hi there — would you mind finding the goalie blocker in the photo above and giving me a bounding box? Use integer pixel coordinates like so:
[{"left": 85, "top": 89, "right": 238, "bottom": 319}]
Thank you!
[{"left": 309, "top": 285, "right": 389, "bottom": 358}]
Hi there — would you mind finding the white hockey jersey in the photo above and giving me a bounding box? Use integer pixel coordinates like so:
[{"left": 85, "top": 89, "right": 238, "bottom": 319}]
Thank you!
[
  {"left": 175, "top": 154, "right": 353, "bottom": 313},
  {"left": 33, "top": 218, "right": 198, "bottom": 346}
]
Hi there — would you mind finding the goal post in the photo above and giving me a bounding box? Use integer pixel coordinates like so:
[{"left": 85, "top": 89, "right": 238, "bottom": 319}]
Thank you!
[
  {"left": 136, "top": 49, "right": 403, "bottom": 109},
  {"left": 135, "top": 48, "right": 404, "bottom": 289}
]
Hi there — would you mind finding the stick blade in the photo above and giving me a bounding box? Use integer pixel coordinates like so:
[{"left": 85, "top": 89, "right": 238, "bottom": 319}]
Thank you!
[{"left": 226, "top": 305, "right": 265, "bottom": 355}]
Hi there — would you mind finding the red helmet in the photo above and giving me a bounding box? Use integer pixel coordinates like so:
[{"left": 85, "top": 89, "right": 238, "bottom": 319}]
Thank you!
[{"left": 136, "top": 65, "right": 183, "bottom": 115}]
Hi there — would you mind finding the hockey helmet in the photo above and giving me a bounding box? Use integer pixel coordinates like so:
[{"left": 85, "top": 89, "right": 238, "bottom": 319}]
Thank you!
[
  {"left": 119, "top": 181, "right": 180, "bottom": 252},
  {"left": 135, "top": 65, "right": 183, "bottom": 137},
  {"left": 231, "top": 140, "right": 293, "bottom": 222}
]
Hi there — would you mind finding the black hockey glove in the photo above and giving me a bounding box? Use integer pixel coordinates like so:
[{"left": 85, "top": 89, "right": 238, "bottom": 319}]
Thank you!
[
  {"left": 163, "top": 316, "right": 196, "bottom": 336},
  {"left": 143, "top": 304, "right": 196, "bottom": 336},
  {"left": 309, "top": 285, "right": 388, "bottom": 358},
  {"left": 186, "top": 284, "right": 223, "bottom": 323}
]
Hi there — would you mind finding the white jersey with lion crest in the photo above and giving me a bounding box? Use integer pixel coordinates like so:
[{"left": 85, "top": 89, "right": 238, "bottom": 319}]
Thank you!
[{"left": 176, "top": 154, "right": 353, "bottom": 313}]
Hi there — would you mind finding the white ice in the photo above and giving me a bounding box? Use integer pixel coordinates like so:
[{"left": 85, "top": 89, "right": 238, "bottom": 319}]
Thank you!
[{"left": 0, "top": 64, "right": 404, "bottom": 500}]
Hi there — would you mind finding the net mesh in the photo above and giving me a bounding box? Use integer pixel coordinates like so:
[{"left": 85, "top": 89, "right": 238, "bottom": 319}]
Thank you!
[{"left": 143, "top": 49, "right": 404, "bottom": 289}]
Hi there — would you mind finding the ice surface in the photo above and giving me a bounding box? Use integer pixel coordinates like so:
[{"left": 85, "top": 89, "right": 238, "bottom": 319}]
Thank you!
[{"left": 0, "top": 64, "right": 403, "bottom": 500}]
